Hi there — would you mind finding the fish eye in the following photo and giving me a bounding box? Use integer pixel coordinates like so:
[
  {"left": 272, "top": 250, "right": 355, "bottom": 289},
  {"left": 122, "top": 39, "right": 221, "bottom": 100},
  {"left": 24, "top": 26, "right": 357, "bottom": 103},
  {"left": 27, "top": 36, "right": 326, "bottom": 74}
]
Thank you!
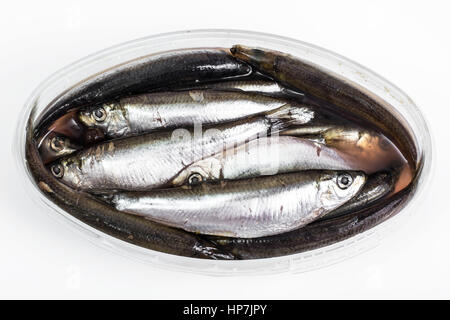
[
  {"left": 188, "top": 173, "right": 203, "bottom": 185},
  {"left": 50, "top": 164, "right": 64, "bottom": 178},
  {"left": 337, "top": 173, "right": 353, "bottom": 189},
  {"left": 50, "top": 136, "right": 65, "bottom": 152},
  {"left": 92, "top": 107, "right": 107, "bottom": 122}
]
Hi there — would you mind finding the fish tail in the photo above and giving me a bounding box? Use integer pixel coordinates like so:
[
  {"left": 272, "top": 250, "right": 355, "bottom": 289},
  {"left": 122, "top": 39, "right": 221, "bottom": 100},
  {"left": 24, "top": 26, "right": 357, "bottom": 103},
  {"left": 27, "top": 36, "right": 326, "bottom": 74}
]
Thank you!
[{"left": 265, "top": 105, "right": 315, "bottom": 132}]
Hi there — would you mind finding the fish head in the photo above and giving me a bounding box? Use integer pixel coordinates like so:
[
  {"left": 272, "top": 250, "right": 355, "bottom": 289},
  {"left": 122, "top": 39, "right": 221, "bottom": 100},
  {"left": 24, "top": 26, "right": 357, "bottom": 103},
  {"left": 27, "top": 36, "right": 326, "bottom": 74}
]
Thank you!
[
  {"left": 230, "top": 45, "right": 277, "bottom": 71},
  {"left": 323, "top": 127, "right": 407, "bottom": 175},
  {"left": 78, "top": 102, "right": 128, "bottom": 138},
  {"left": 319, "top": 171, "right": 366, "bottom": 209},
  {"left": 38, "top": 132, "right": 80, "bottom": 164},
  {"left": 171, "top": 158, "right": 222, "bottom": 186},
  {"left": 48, "top": 158, "right": 82, "bottom": 189},
  {"left": 323, "top": 127, "right": 385, "bottom": 154}
]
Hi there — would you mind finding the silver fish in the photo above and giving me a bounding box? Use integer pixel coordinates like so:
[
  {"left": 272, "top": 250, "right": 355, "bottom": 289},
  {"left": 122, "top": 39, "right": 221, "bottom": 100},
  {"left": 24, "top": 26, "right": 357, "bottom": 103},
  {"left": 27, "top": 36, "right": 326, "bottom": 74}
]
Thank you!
[
  {"left": 107, "top": 171, "right": 366, "bottom": 238},
  {"left": 79, "top": 90, "right": 309, "bottom": 139},
  {"left": 171, "top": 136, "right": 364, "bottom": 186},
  {"left": 52, "top": 106, "right": 314, "bottom": 192},
  {"left": 35, "top": 48, "right": 252, "bottom": 135}
]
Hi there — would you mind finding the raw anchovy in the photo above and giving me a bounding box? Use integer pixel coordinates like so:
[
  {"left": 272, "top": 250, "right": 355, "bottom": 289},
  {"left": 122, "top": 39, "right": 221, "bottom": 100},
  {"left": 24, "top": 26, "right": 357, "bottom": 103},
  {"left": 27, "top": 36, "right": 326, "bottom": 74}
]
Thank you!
[
  {"left": 25, "top": 119, "right": 235, "bottom": 260},
  {"left": 35, "top": 49, "right": 252, "bottom": 135},
  {"left": 78, "top": 90, "right": 309, "bottom": 139},
  {"left": 230, "top": 45, "right": 419, "bottom": 172},
  {"left": 171, "top": 136, "right": 365, "bottom": 186},
  {"left": 107, "top": 171, "right": 366, "bottom": 238},
  {"left": 52, "top": 106, "right": 314, "bottom": 192},
  {"left": 318, "top": 171, "right": 394, "bottom": 221}
]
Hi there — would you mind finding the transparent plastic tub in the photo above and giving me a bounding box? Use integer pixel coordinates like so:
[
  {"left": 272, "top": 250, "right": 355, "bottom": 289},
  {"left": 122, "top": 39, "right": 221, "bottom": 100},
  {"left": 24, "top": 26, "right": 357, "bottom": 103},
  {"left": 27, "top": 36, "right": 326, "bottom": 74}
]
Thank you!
[{"left": 15, "top": 29, "right": 433, "bottom": 275}]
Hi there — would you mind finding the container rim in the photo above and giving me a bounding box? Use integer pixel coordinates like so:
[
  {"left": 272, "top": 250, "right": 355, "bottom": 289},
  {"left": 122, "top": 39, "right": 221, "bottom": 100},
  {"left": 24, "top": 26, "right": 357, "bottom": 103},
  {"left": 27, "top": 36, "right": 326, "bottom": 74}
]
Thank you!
[{"left": 14, "top": 29, "right": 434, "bottom": 276}]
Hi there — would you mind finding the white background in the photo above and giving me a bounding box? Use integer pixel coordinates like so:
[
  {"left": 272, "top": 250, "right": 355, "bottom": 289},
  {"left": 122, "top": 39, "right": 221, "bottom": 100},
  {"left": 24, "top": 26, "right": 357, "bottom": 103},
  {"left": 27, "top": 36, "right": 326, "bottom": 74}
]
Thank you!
[{"left": 1, "top": 0, "right": 449, "bottom": 299}]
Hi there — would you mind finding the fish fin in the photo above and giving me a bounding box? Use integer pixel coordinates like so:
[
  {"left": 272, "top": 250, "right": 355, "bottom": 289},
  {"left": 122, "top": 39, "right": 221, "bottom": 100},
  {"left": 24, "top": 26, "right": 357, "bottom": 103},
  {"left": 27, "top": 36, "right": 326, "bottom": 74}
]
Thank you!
[
  {"left": 280, "top": 87, "right": 307, "bottom": 99},
  {"left": 265, "top": 105, "right": 315, "bottom": 132}
]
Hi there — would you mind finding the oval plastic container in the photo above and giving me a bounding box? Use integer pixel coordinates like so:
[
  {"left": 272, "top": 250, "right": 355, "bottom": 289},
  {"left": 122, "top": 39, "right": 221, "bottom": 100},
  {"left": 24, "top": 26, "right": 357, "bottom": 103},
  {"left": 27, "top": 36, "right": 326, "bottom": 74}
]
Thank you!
[{"left": 15, "top": 30, "right": 432, "bottom": 275}]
